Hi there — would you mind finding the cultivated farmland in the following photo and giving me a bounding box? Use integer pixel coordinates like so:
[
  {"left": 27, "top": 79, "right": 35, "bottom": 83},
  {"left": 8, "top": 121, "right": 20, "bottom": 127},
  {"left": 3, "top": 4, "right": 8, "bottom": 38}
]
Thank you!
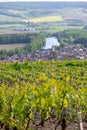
[
  {"left": 25, "top": 15, "right": 63, "bottom": 23},
  {"left": 0, "top": 43, "right": 26, "bottom": 51}
]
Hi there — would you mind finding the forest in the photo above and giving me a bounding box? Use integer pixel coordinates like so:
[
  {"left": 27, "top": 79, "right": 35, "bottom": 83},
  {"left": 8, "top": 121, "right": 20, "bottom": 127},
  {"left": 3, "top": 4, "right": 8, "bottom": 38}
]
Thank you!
[{"left": 53, "top": 28, "right": 87, "bottom": 47}]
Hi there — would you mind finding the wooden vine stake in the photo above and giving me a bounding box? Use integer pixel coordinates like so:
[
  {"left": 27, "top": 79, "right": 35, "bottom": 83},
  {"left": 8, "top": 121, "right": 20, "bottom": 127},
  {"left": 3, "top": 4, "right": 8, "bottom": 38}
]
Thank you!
[{"left": 77, "top": 112, "right": 83, "bottom": 130}]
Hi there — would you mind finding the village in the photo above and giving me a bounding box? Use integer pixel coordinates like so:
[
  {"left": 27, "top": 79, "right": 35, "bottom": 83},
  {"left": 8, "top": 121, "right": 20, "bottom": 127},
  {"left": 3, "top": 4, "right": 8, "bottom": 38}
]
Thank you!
[{"left": 0, "top": 43, "right": 87, "bottom": 63}]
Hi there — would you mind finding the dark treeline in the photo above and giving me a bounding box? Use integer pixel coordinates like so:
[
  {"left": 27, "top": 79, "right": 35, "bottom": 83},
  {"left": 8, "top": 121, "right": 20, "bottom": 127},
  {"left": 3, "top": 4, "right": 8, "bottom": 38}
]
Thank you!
[
  {"left": 53, "top": 28, "right": 87, "bottom": 47},
  {"left": 23, "top": 33, "right": 46, "bottom": 53},
  {"left": 0, "top": 32, "right": 46, "bottom": 58},
  {"left": 0, "top": 33, "right": 34, "bottom": 44},
  {"left": 0, "top": 33, "right": 46, "bottom": 45}
]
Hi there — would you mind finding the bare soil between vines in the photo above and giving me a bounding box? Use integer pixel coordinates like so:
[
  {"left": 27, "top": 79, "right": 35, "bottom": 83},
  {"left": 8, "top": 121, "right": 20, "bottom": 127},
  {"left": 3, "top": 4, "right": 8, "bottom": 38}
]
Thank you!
[{"left": 0, "top": 122, "right": 87, "bottom": 130}]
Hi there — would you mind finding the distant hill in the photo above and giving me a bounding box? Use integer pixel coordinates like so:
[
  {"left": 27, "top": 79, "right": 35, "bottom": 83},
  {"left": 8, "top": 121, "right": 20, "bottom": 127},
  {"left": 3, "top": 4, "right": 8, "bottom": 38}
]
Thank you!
[
  {"left": 0, "top": 1, "right": 87, "bottom": 31},
  {"left": 0, "top": 2, "right": 87, "bottom": 23},
  {"left": 0, "top": 2, "right": 87, "bottom": 10}
]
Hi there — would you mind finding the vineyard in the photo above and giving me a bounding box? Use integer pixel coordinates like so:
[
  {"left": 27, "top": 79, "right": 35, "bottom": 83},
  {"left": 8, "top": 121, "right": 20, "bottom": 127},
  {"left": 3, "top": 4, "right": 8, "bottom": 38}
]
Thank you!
[{"left": 0, "top": 60, "right": 87, "bottom": 130}]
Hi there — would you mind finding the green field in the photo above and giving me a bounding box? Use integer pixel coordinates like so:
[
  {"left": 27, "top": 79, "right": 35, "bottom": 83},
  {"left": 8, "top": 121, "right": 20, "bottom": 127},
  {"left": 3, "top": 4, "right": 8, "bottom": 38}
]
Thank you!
[
  {"left": 43, "top": 25, "right": 83, "bottom": 32},
  {"left": 0, "top": 24, "right": 25, "bottom": 28},
  {"left": 0, "top": 14, "right": 23, "bottom": 22},
  {"left": 0, "top": 25, "right": 83, "bottom": 34},
  {"left": 0, "top": 29, "right": 39, "bottom": 34},
  {"left": 25, "top": 15, "right": 63, "bottom": 23}
]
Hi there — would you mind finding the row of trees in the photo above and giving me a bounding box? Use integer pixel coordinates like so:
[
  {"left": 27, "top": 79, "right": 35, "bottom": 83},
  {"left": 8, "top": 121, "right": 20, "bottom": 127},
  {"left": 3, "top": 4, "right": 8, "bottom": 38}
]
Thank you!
[
  {"left": 0, "top": 33, "right": 37, "bottom": 44},
  {"left": 0, "top": 32, "right": 46, "bottom": 58},
  {"left": 53, "top": 28, "right": 87, "bottom": 47}
]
